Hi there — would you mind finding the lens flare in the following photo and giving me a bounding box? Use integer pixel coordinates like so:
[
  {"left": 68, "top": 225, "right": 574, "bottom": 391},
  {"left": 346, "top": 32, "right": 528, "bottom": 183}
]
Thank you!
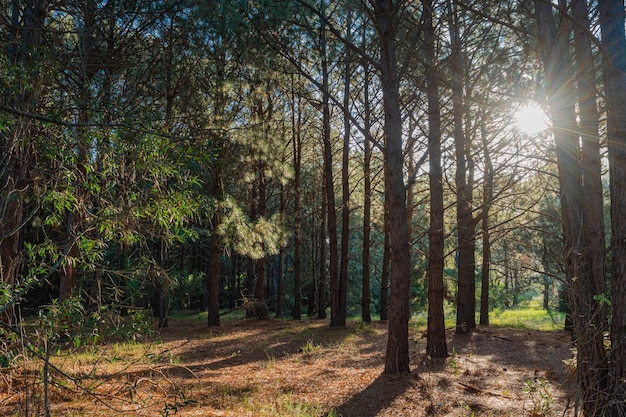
[{"left": 514, "top": 104, "right": 549, "bottom": 135}]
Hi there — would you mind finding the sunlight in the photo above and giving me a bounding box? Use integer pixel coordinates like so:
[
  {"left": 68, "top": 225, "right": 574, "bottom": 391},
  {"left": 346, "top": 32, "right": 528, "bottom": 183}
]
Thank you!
[{"left": 514, "top": 104, "right": 550, "bottom": 135}]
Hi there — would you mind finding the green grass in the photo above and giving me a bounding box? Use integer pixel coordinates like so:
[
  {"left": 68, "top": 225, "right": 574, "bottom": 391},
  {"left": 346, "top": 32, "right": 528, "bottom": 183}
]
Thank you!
[
  {"left": 171, "top": 302, "right": 565, "bottom": 332},
  {"left": 170, "top": 308, "right": 246, "bottom": 321},
  {"left": 410, "top": 303, "right": 565, "bottom": 331},
  {"left": 489, "top": 306, "right": 564, "bottom": 330},
  {"left": 255, "top": 394, "right": 337, "bottom": 417}
]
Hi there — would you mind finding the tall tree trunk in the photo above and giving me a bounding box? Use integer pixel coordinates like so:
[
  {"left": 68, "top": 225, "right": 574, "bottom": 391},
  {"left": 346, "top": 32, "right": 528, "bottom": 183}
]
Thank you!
[
  {"left": 479, "top": 116, "right": 493, "bottom": 326},
  {"left": 572, "top": 3, "right": 611, "bottom": 409},
  {"left": 598, "top": 0, "right": 626, "bottom": 413},
  {"left": 361, "top": 47, "right": 372, "bottom": 324},
  {"left": 406, "top": 118, "right": 415, "bottom": 270},
  {"left": 207, "top": 172, "right": 222, "bottom": 327},
  {"left": 276, "top": 185, "right": 286, "bottom": 318},
  {"left": 573, "top": 0, "right": 607, "bottom": 324},
  {"left": 318, "top": 177, "right": 328, "bottom": 319},
  {"left": 253, "top": 82, "right": 272, "bottom": 318},
  {"left": 254, "top": 172, "right": 267, "bottom": 302},
  {"left": 372, "top": 0, "right": 412, "bottom": 374},
  {"left": 448, "top": 0, "right": 474, "bottom": 334},
  {"left": 536, "top": 1, "right": 609, "bottom": 413},
  {"left": 424, "top": 0, "right": 448, "bottom": 359},
  {"left": 320, "top": 2, "right": 341, "bottom": 328},
  {"left": 157, "top": 238, "right": 169, "bottom": 328},
  {"left": 338, "top": 10, "right": 352, "bottom": 327},
  {"left": 253, "top": 169, "right": 268, "bottom": 319},
  {"left": 292, "top": 85, "right": 302, "bottom": 320},
  {"left": 380, "top": 197, "right": 390, "bottom": 322}
]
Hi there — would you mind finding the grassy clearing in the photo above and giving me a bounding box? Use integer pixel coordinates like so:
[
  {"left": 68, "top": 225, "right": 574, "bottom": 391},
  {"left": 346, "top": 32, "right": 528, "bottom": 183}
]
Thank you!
[
  {"left": 173, "top": 302, "right": 565, "bottom": 332},
  {"left": 489, "top": 306, "right": 565, "bottom": 330},
  {"left": 411, "top": 303, "right": 565, "bottom": 332}
]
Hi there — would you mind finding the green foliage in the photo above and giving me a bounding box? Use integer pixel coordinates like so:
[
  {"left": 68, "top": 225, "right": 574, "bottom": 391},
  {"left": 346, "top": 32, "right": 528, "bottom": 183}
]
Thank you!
[
  {"left": 593, "top": 293, "right": 611, "bottom": 307},
  {"left": 523, "top": 378, "right": 554, "bottom": 417},
  {"left": 448, "top": 347, "right": 460, "bottom": 376},
  {"left": 218, "top": 196, "right": 290, "bottom": 259},
  {"left": 169, "top": 272, "right": 205, "bottom": 310},
  {"left": 300, "top": 339, "right": 320, "bottom": 354},
  {"left": 36, "top": 297, "right": 152, "bottom": 351}
]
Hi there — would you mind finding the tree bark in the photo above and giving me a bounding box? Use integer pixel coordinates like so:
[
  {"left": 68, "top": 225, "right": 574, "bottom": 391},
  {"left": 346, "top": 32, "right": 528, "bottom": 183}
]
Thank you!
[
  {"left": 361, "top": 46, "right": 372, "bottom": 324},
  {"left": 479, "top": 116, "right": 492, "bottom": 326},
  {"left": 598, "top": 0, "right": 626, "bottom": 413},
  {"left": 320, "top": 2, "right": 341, "bottom": 328},
  {"left": 371, "top": 0, "right": 412, "bottom": 374},
  {"left": 380, "top": 198, "right": 390, "bottom": 322},
  {"left": 424, "top": 0, "right": 448, "bottom": 359},
  {"left": 253, "top": 167, "right": 268, "bottom": 319},
  {"left": 276, "top": 185, "right": 286, "bottom": 318},
  {"left": 448, "top": 0, "right": 474, "bottom": 334},
  {"left": 207, "top": 172, "right": 222, "bottom": 327},
  {"left": 536, "top": 1, "right": 610, "bottom": 413},
  {"left": 338, "top": 9, "right": 352, "bottom": 327},
  {"left": 318, "top": 178, "right": 328, "bottom": 319},
  {"left": 292, "top": 80, "right": 303, "bottom": 321}
]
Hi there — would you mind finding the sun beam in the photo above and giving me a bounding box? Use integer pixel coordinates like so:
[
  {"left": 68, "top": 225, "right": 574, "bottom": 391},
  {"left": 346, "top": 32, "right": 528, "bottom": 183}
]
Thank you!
[{"left": 514, "top": 104, "right": 549, "bottom": 135}]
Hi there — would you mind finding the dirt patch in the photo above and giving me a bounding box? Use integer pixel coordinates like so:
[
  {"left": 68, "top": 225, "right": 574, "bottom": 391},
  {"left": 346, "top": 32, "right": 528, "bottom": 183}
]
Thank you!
[{"left": 0, "top": 318, "right": 576, "bottom": 416}]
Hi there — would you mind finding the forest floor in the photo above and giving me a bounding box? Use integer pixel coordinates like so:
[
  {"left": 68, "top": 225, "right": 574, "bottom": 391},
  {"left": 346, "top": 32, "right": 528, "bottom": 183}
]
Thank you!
[{"left": 0, "top": 314, "right": 577, "bottom": 417}]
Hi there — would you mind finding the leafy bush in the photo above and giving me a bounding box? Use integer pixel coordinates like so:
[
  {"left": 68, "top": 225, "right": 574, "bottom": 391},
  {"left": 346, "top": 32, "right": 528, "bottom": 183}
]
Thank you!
[{"left": 37, "top": 296, "right": 153, "bottom": 350}]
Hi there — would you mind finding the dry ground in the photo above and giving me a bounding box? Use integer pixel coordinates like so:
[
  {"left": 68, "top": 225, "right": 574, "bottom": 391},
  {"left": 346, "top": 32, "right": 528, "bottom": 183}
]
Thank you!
[{"left": 0, "top": 316, "right": 576, "bottom": 416}]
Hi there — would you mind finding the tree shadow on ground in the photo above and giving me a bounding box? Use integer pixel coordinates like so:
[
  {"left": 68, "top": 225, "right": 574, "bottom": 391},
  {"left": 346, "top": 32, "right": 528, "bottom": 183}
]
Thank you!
[{"left": 332, "top": 372, "right": 415, "bottom": 417}]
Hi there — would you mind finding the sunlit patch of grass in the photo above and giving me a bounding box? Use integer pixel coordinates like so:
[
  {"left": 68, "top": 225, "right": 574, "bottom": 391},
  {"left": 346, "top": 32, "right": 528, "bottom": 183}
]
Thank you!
[
  {"left": 410, "top": 304, "right": 564, "bottom": 332},
  {"left": 202, "top": 383, "right": 258, "bottom": 410},
  {"left": 353, "top": 321, "right": 377, "bottom": 335},
  {"left": 490, "top": 307, "right": 564, "bottom": 331},
  {"left": 253, "top": 393, "right": 337, "bottom": 417},
  {"left": 272, "top": 396, "right": 336, "bottom": 417},
  {"left": 300, "top": 339, "right": 322, "bottom": 353},
  {"left": 106, "top": 340, "right": 150, "bottom": 362}
]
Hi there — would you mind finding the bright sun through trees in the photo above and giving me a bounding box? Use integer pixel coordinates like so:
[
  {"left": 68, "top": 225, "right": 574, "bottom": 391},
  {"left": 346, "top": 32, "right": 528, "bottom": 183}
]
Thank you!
[{"left": 514, "top": 104, "right": 549, "bottom": 135}]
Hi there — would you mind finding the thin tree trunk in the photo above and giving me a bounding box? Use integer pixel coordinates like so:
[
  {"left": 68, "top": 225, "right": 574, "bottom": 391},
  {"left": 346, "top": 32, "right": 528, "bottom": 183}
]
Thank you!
[
  {"left": 320, "top": 2, "right": 341, "bottom": 328},
  {"left": 292, "top": 77, "right": 303, "bottom": 321},
  {"left": 253, "top": 171, "right": 268, "bottom": 319},
  {"left": 479, "top": 116, "right": 492, "bottom": 326},
  {"left": 253, "top": 82, "right": 271, "bottom": 319},
  {"left": 338, "top": 10, "right": 352, "bottom": 327},
  {"left": 254, "top": 170, "right": 267, "bottom": 302},
  {"left": 276, "top": 185, "right": 286, "bottom": 318},
  {"left": 380, "top": 198, "right": 390, "bottom": 322},
  {"left": 361, "top": 45, "right": 372, "bottom": 324},
  {"left": 318, "top": 177, "right": 328, "bottom": 319},
  {"left": 406, "top": 117, "right": 415, "bottom": 268},
  {"left": 207, "top": 171, "right": 222, "bottom": 327},
  {"left": 543, "top": 279, "right": 550, "bottom": 310},
  {"left": 157, "top": 238, "right": 169, "bottom": 328},
  {"left": 425, "top": 0, "right": 448, "bottom": 358}
]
